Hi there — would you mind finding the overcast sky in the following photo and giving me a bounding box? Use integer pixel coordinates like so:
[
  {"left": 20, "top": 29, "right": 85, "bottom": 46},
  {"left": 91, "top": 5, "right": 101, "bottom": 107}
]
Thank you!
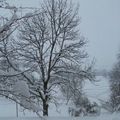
[
  {"left": 79, "top": 0, "right": 120, "bottom": 70},
  {"left": 6, "top": 0, "right": 120, "bottom": 70}
]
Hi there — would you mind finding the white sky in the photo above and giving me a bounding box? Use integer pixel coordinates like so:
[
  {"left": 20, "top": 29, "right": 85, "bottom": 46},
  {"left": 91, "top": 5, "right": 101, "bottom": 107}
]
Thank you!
[
  {"left": 3, "top": 0, "right": 120, "bottom": 70},
  {"left": 79, "top": 0, "right": 120, "bottom": 70}
]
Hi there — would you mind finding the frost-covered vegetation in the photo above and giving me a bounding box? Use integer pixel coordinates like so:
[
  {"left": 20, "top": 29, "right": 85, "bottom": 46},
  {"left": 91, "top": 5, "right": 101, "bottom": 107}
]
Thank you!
[
  {"left": 0, "top": 0, "right": 95, "bottom": 117},
  {"left": 0, "top": 0, "right": 120, "bottom": 119}
]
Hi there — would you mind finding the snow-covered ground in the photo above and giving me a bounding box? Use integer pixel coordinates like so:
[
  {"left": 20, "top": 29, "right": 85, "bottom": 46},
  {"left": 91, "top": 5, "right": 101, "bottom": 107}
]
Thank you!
[
  {"left": 0, "top": 76, "right": 119, "bottom": 120},
  {"left": 0, "top": 113, "right": 120, "bottom": 120},
  {"left": 83, "top": 76, "right": 110, "bottom": 103}
]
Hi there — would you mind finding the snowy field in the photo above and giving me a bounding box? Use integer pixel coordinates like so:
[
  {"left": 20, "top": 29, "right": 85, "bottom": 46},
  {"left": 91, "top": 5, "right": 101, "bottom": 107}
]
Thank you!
[
  {"left": 0, "top": 114, "right": 120, "bottom": 120},
  {"left": 0, "top": 76, "right": 119, "bottom": 120}
]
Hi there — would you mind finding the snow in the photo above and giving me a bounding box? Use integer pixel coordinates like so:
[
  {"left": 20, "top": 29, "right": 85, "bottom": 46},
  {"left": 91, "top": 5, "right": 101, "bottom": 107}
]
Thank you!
[
  {"left": 5, "top": 5, "right": 17, "bottom": 11},
  {"left": 0, "top": 70, "right": 17, "bottom": 76},
  {"left": 13, "top": 81, "right": 30, "bottom": 98},
  {"left": 0, "top": 76, "right": 119, "bottom": 120},
  {"left": 24, "top": 13, "right": 33, "bottom": 18},
  {"left": 0, "top": 13, "right": 17, "bottom": 34},
  {"left": 12, "top": 81, "right": 41, "bottom": 113},
  {"left": 83, "top": 76, "right": 110, "bottom": 103},
  {"left": 0, "top": 113, "right": 120, "bottom": 120}
]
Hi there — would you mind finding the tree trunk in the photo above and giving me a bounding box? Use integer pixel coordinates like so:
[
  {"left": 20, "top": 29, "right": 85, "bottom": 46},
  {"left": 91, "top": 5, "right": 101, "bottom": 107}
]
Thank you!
[
  {"left": 43, "top": 99, "right": 48, "bottom": 116},
  {"left": 43, "top": 82, "right": 48, "bottom": 116}
]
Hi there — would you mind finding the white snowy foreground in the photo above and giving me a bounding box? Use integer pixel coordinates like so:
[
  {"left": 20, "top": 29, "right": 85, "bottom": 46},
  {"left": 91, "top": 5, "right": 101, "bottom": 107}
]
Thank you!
[
  {"left": 0, "top": 76, "right": 117, "bottom": 120},
  {"left": 0, "top": 113, "right": 120, "bottom": 120}
]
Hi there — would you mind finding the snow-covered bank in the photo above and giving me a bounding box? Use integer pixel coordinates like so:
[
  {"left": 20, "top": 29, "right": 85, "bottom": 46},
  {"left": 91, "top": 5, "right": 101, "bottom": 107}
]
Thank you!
[{"left": 0, "top": 113, "right": 120, "bottom": 120}]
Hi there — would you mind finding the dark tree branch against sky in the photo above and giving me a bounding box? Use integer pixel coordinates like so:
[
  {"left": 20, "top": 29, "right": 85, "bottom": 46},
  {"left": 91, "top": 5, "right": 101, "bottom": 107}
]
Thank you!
[
  {"left": 0, "top": 0, "right": 95, "bottom": 116},
  {"left": 1, "top": 0, "right": 120, "bottom": 70}
]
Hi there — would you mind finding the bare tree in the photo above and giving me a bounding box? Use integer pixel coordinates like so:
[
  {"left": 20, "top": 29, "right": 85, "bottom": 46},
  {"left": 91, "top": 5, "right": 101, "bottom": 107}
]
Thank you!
[
  {"left": 0, "top": 1, "right": 43, "bottom": 117},
  {"left": 109, "top": 60, "right": 120, "bottom": 112},
  {"left": 0, "top": 0, "right": 42, "bottom": 76},
  {"left": 0, "top": 0, "right": 95, "bottom": 116}
]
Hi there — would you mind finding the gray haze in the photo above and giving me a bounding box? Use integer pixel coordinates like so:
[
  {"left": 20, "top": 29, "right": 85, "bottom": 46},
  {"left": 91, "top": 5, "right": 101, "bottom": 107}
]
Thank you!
[
  {"left": 6, "top": 0, "right": 120, "bottom": 70},
  {"left": 79, "top": 0, "right": 120, "bottom": 70}
]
